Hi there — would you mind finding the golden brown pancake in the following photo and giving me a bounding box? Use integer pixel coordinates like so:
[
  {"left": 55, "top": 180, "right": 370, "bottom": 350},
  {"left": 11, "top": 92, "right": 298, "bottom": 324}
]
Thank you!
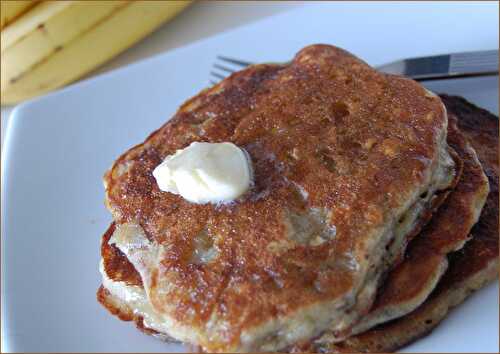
[
  {"left": 288, "top": 95, "right": 499, "bottom": 353},
  {"left": 99, "top": 45, "right": 457, "bottom": 351}
]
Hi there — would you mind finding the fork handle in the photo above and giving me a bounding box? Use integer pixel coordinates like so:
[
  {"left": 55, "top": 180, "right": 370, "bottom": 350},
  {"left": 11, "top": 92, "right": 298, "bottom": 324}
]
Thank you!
[
  {"left": 449, "top": 50, "right": 499, "bottom": 75},
  {"left": 404, "top": 50, "right": 498, "bottom": 80}
]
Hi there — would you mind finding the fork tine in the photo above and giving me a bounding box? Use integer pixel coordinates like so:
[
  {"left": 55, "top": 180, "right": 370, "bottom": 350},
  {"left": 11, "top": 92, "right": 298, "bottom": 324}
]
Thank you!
[
  {"left": 210, "top": 56, "right": 254, "bottom": 85},
  {"left": 213, "top": 63, "right": 237, "bottom": 73},
  {"left": 210, "top": 71, "right": 227, "bottom": 80},
  {"left": 216, "top": 56, "right": 253, "bottom": 68}
]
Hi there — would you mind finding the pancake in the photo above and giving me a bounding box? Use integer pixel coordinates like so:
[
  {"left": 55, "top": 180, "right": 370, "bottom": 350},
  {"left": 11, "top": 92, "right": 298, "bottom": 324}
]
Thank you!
[
  {"left": 99, "top": 45, "right": 456, "bottom": 351},
  {"left": 289, "top": 113, "right": 489, "bottom": 348},
  {"left": 289, "top": 95, "right": 499, "bottom": 353}
]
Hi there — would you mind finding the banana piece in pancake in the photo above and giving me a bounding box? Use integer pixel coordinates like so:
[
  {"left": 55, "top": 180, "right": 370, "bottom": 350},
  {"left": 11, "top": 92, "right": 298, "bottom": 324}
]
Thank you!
[
  {"left": 291, "top": 113, "right": 489, "bottom": 348},
  {"left": 290, "top": 95, "right": 499, "bottom": 353},
  {"left": 99, "top": 45, "right": 457, "bottom": 351}
]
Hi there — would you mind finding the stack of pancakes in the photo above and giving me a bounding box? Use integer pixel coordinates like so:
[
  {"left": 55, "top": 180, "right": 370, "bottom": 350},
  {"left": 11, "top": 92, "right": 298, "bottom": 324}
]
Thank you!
[{"left": 97, "top": 45, "right": 498, "bottom": 352}]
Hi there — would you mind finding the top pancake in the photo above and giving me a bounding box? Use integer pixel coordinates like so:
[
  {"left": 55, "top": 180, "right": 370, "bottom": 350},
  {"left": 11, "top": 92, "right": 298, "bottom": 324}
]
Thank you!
[{"left": 103, "top": 45, "right": 455, "bottom": 351}]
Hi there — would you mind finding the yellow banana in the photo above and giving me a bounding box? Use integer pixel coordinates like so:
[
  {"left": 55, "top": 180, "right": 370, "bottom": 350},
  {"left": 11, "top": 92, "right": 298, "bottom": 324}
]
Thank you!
[
  {"left": 2, "top": 1, "right": 129, "bottom": 87},
  {"left": 1, "top": 1, "right": 191, "bottom": 104},
  {"left": 1, "top": 0, "right": 37, "bottom": 29}
]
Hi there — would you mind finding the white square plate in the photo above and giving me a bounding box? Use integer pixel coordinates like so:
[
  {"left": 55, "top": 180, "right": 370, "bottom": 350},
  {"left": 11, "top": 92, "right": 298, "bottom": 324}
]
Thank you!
[{"left": 2, "top": 2, "right": 498, "bottom": 352}]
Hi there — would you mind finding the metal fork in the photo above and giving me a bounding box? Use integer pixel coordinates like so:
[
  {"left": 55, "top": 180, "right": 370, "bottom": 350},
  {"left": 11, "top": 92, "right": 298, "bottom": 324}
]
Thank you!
[{"left": 210, "top": 50, "right": 499, "bottom": 85}]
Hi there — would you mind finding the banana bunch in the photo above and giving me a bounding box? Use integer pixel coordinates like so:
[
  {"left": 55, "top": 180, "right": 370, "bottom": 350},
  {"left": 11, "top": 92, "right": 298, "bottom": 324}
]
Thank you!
[{"left": 1, "top": 0, "right": 191, "bottom": 105}]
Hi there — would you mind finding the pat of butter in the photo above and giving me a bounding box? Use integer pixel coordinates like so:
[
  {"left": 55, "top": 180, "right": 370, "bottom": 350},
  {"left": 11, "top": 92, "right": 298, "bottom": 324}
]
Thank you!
[{"left": 153, "top": 142, "right": 252, "bottom": 204}]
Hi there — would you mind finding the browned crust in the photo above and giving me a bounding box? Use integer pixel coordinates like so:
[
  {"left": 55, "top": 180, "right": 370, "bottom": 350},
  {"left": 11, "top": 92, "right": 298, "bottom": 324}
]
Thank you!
[
  {"left": 289, "top": 95, "right": 499, "bottom": 353},
  {"left": 437, "top": 95, "right": 499, "bottom": 288},
  {"left": 101, "top": 222, "right": 142, "bottom": 286},
  {"left": 97, "top": 285, "right": 134, "bottom": 322},
  {"left": 101, "top": 45, "right": 453, "bottom": 350}
]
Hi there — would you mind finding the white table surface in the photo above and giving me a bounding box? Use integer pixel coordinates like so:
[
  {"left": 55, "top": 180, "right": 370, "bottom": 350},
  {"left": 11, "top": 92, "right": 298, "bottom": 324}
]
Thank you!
[{"left": 0, "top": 1, "right": 300, "bottom": 147}]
